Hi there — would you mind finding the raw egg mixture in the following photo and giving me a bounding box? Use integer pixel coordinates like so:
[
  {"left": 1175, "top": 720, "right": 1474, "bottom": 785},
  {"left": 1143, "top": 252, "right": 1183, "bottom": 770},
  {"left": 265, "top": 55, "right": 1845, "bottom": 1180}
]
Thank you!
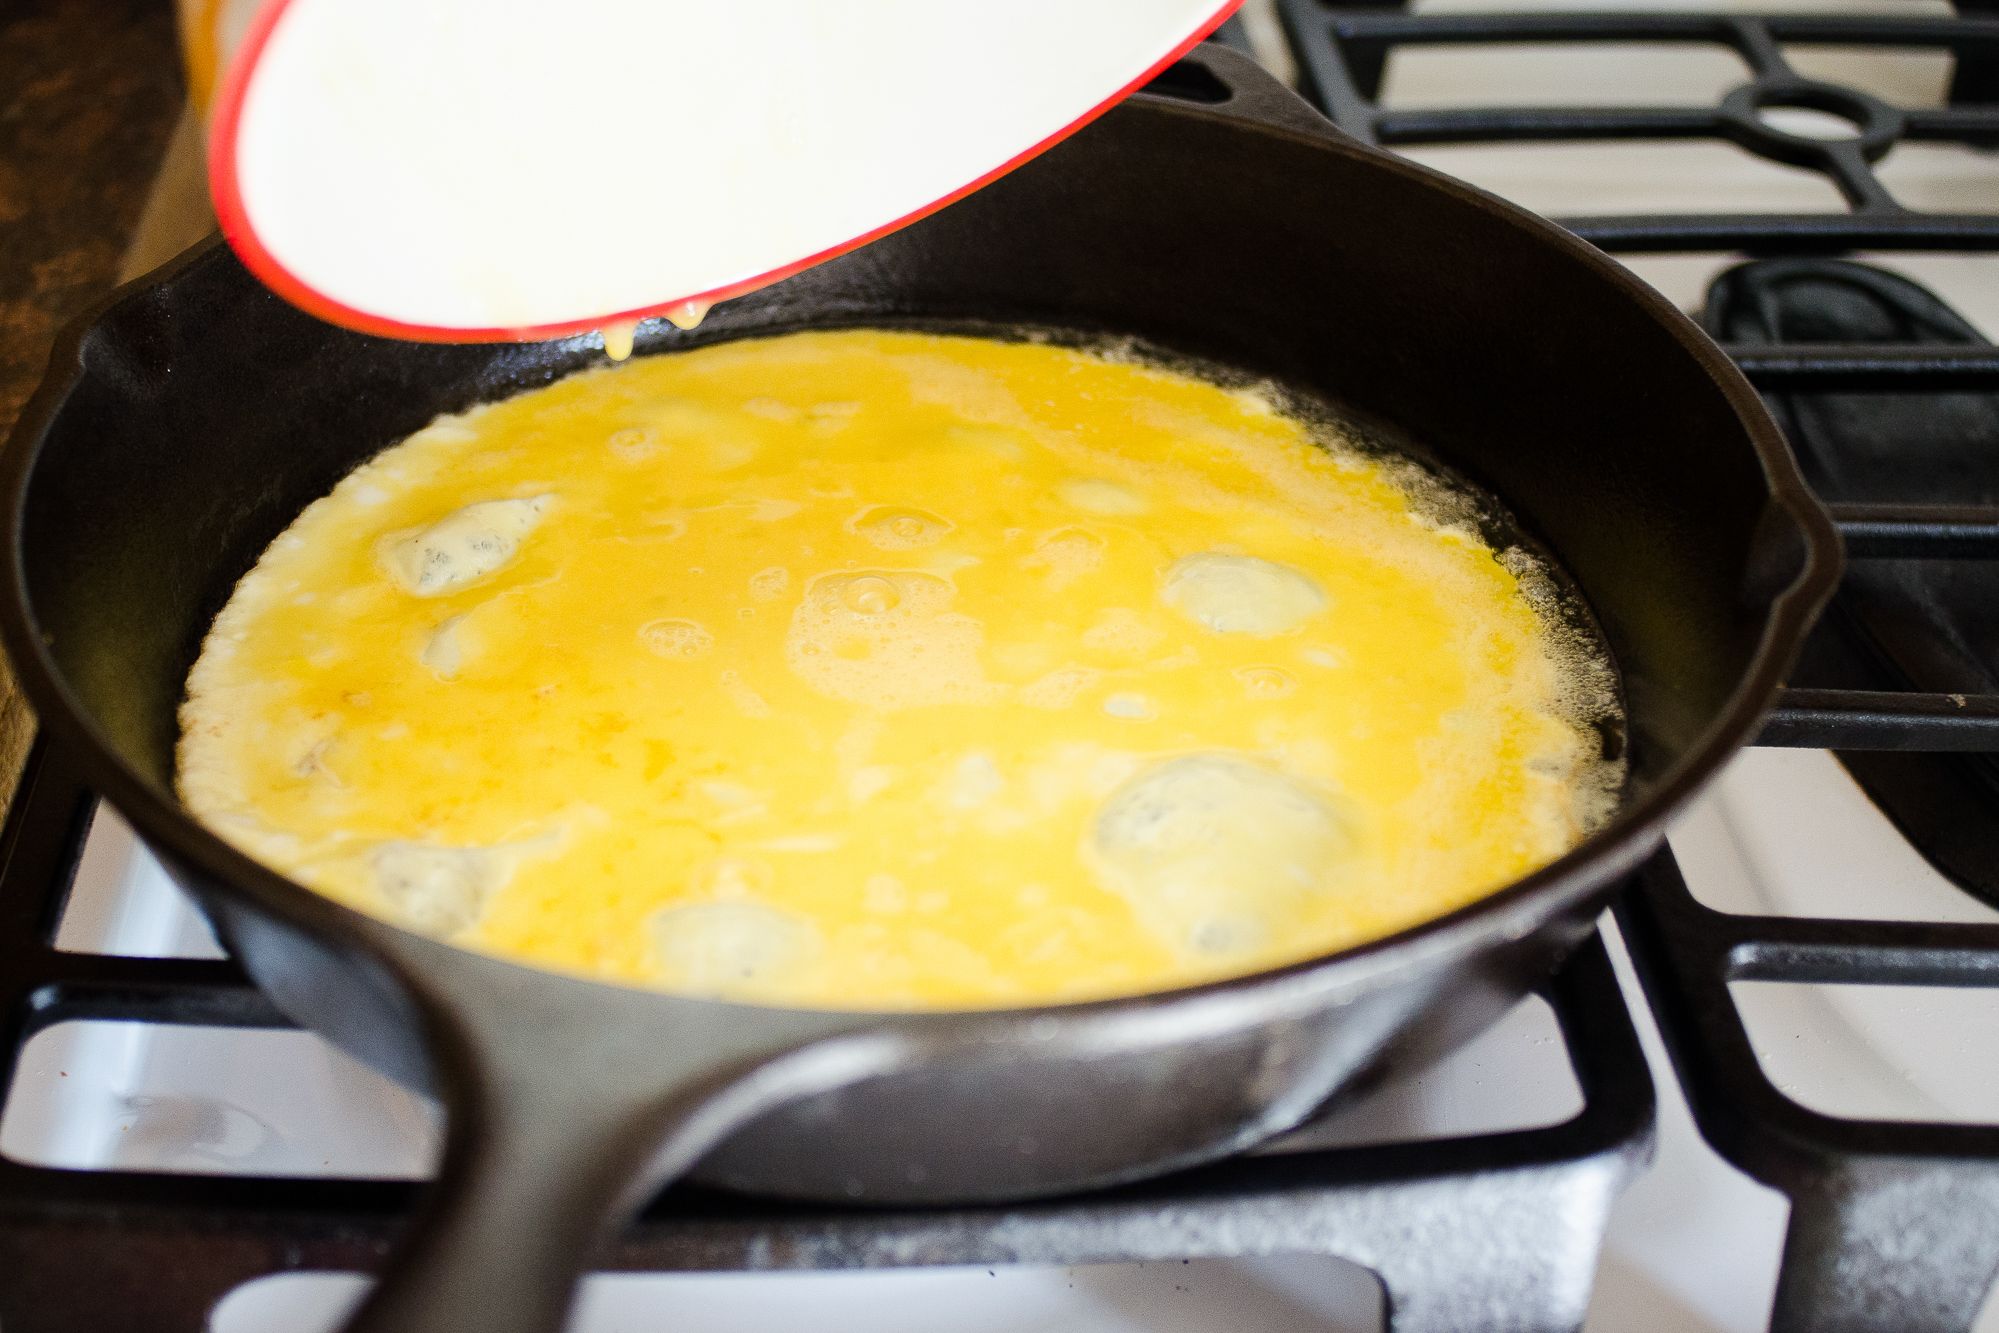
[{"left": 178, "top": 329, "right": 1621, "bottom": 1009}]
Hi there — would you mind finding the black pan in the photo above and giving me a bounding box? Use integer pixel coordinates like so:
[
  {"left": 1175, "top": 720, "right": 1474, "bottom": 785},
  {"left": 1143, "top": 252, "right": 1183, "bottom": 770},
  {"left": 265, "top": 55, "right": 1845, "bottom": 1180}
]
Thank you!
[{"left": 0, "top": 47, "right": 1836, "bottom": 1333}]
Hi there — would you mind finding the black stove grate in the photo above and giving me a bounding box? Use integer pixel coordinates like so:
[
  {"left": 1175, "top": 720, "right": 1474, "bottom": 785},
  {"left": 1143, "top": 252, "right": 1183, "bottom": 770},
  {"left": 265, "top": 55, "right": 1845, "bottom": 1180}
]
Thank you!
[
  {"left": 1276, "top": 5, "right": 1999, "bottom": 1331},
  {"left": 1285, "top": 8, "right": 1999, "bottom": 244}
]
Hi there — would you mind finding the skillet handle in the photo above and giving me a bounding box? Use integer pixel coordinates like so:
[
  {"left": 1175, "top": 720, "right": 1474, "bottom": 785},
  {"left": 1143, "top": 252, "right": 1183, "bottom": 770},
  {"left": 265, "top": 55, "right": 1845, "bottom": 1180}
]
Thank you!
[
  {"left": 1157, "top": 43, "right": 1350, "bottom": 141},
  {"left": 339, "top": 962, "right": 897, "bottom": 1333}
]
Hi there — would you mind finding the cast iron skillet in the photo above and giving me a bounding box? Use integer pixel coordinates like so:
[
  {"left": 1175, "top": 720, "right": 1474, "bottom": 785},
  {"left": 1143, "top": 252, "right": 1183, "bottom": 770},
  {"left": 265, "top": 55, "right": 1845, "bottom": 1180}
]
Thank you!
[{"left": 0, "top": 47, "right": 1835, "bottom": 1333}]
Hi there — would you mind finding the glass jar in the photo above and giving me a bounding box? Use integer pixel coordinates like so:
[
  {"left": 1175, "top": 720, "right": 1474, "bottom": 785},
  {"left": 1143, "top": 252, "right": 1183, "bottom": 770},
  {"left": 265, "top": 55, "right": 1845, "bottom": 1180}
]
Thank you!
[{"left": 177, "top": 0, "right": 268, "bottom": 114}]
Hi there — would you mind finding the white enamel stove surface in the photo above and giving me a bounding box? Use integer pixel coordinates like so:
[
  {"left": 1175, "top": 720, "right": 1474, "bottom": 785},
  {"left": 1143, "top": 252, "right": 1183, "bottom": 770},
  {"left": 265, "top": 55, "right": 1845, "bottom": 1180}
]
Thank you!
[{"left": 7, "top": 1, "right": 1999, "bottom": 1328}]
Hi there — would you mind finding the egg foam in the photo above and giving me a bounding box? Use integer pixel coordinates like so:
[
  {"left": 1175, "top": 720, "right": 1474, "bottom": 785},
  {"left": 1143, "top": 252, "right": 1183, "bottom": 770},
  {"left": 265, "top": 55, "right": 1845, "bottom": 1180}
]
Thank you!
[{"left": 177, "top": 329, "right": 1624, "bottom": 1009}]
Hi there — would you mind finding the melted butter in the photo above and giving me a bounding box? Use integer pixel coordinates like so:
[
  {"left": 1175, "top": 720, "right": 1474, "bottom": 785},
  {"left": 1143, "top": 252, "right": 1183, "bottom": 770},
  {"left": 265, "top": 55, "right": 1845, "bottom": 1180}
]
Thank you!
[{"left": 177, "top": 330, "right": 1621, "bottom": 1009}]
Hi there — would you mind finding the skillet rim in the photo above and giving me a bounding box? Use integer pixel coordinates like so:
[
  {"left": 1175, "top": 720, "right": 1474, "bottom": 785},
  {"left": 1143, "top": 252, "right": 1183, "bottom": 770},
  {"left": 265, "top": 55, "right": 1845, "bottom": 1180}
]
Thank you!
[{"left": 0, "top": 78, "right": 1842, "bottom": 1031}]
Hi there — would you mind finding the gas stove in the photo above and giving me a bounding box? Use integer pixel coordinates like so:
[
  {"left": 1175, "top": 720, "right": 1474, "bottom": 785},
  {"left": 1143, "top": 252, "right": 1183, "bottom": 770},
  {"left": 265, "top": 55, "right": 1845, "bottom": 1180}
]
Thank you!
[{"left": 4, "top": 3, "right": 1999, "bottom": 1330}]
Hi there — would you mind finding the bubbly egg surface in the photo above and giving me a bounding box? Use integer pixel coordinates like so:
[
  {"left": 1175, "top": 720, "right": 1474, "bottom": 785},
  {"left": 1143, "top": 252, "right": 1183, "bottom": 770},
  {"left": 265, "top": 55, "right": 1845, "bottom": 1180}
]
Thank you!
[{"left": 178, "top": 330, "right": 1621, "bottom": 1009}]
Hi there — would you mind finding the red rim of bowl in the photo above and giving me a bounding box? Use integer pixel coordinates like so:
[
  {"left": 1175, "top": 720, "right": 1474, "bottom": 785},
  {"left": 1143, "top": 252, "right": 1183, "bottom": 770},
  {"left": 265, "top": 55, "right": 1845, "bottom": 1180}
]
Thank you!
[{"left": 208, "top": 0, "right": 1244, "bottom": 344}]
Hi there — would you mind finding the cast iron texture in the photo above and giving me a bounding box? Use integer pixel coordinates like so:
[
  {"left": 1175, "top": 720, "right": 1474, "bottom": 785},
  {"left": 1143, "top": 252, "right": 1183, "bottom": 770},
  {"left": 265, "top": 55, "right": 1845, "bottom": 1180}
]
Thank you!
[
  {"left": 0, "top": 45, "right": 1832, "bottom": 1333},
  {"left": 0, "top": 742, "right": 1655, "bottom": 1333},
  {"left": 1271, "top": 7, "right": 1999, "bottom": 1329}
]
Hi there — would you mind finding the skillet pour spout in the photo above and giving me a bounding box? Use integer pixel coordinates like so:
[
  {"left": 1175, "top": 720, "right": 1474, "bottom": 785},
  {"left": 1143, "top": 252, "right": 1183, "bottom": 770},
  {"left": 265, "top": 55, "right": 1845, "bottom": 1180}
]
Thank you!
[{"left": 0, "top": 45, "right": 1837, "bottom": 1333}]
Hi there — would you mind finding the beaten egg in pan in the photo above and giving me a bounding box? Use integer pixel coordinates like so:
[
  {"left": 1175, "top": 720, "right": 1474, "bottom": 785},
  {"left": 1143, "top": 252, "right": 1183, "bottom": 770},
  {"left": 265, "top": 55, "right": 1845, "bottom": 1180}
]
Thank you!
[{"left": 177, "top": 329, "right": 1623, "bottom": 1009}]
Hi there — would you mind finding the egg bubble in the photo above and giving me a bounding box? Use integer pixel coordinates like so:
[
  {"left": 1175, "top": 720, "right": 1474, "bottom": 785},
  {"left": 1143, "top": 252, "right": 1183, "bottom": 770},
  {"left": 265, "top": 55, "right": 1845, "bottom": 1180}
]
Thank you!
[
  {"left": 421, "top": 614, "right": 476, "bottom": 679},
  {"left": 848, "top": 766, "right": 896, "bottom": 802},
  {"left": 743, "top": 397, "right": 801, "bottom": 422},
  {"left": 371, "top": 842, "right": 507, "bottom": 936},
  {"left": 787, "top": 571, "right": 998, "bottom": 709},
  {"left": 1235, "top": 666, "right": 1297, "bottom": 699},
  {"left": 719, "top": 669, "right": 773, "bottom": 718},
  {"left": 607, "top": 427, "right": 661, "bottom": 462},
  {"left": 1027, "top": 527, "right": 1106, "bottom": 587},
  {"left": 943, "top": 751, "right": 1003, "bottom": 808},
  {"left": 1021, "top": 666, "right": 1101, "bottom": 710},
  {"left": 1102, "top": 692, "right": 1156, "bottom": 720},
  {"left": 1082, "top": 607, "right": 1164, "bottom": 659},
  {"left": 1059, "top": 478, "right": 1148, "bottom": 516},
  {"left": 1089, "top": 753, "right": 1351, "bottom": 958},
  {"left": 696, "top": 780, "right": 761, "bottom": 809},
  {"left": 746, "top": 498, "right": 802, "bottom": 522},
  {"left": 1189, "top": 916, "right": 1270, "bottom": 956},
  {"left": 640, "top": 513, "right": 689, "bottom": 542},
  {"left": 639, "top": 618, "right": 714, "bottom": 659},
  {"left": 1162, "top": 552, "right": 1326, "bottom": 637},
  {"left": 945, "top": 425, "right": 1029, "bottom": 460},
  {"left": 849, "top": 506, "right": 952, "bottom": 551},
  {"left": 864, "top": 874, "right": 908, "bottom": 914},
  {"left": 651, "top": 901, "right": 818, "bottom": 994},
  {"left": 694, "top": 856, "right": 772, "bottom": 900},
  {"left": 841, "top": 575, "right": 900, "bottom": 615},
  {"left": 381, "top": 494, "right": 553, "bottom": 596}
]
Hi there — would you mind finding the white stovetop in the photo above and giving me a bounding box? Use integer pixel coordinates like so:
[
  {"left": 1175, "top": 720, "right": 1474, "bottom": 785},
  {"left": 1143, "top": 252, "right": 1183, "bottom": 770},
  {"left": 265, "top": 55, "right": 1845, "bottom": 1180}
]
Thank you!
[{"left": 8, "top": 1, "right": 1999, "bottom": 1328}]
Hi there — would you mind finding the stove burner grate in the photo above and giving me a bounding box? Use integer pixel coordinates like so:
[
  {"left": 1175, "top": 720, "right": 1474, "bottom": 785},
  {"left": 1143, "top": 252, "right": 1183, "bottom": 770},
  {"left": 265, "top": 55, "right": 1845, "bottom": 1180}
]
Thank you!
[{"left": 1277, "top": 5, "right": 1999, "bottom": 1329}]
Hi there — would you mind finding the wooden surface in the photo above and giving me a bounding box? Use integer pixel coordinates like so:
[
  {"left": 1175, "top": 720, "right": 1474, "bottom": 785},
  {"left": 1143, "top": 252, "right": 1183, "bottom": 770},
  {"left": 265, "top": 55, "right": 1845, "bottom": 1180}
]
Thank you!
[{"left": 0, "top": 0, "right": 186, "bottom": 806}]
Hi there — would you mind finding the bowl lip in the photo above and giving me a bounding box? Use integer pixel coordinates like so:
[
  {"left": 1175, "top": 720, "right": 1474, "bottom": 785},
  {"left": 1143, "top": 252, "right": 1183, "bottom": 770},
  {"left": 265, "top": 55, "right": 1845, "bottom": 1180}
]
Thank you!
[
  {"left": 0, "top": 79, "right": 1842, "bottom": 1038},
  {"left": 204, "top": 0, "right": 1246, "bottom": 346}
]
